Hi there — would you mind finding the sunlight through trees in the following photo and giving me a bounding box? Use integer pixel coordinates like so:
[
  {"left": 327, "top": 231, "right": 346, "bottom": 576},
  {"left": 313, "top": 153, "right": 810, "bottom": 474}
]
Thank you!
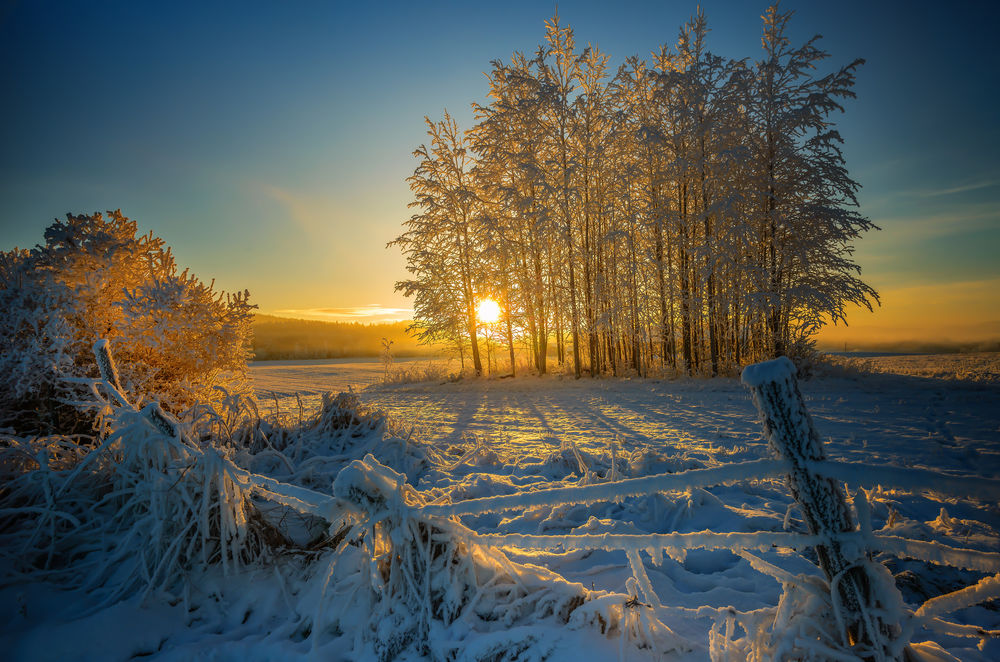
[{"left": 393, "top": 6, "right": 877, "bottom": 378}]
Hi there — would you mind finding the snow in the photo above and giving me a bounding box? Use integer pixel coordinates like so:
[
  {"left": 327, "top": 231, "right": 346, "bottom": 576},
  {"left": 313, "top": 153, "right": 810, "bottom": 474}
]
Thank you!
[
  {"left": 739, "top": 355, "right": 797, "bottom": 387},
  {"left": 830, "top": 352, "right": 1000, "bottom": 385},
  {"left": 462, "top": 529, "right": 829, "bottom": 555},
  {"left": 332, "top": 452, "right": 409, "bottom": 512},
  {"left": 3, "top": 353, "right": 999, "bottom": 660},
  {"left": 249, "top": 356, "right": 441, "bottom": 402}
]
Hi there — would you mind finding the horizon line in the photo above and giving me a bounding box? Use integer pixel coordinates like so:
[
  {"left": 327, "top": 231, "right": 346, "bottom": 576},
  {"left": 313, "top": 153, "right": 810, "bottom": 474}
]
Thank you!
[{"left": 265, "top": 306, "right": 414, "bottom": 324}]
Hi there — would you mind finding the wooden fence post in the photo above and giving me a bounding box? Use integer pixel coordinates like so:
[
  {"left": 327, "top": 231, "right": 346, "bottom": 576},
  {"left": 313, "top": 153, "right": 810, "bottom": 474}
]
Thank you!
[{"left": 742, "top": 357, "right": 892, "bottom": 655}]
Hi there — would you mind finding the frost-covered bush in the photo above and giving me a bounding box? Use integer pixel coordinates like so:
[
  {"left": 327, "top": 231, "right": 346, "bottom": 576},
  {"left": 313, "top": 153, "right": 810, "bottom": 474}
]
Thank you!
[
  {"left": 80, "top": 401, "right": 272, "bottom": 601},
  {"left": 0, "top": 210, "right": 254, "bottom": 435},
  {"left": 241, "top": 390, "right": 439, "bottom": 492},
  {"left": 0, "top": 347, "right": 274, "bottom": 600},
  {"left": 0, "top": 434, "right": 94, "bottom": 585}
]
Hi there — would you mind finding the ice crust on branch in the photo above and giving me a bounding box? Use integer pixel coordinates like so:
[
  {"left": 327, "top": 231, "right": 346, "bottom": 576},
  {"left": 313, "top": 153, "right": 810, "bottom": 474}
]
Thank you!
[
  {"left": 813, "top": 461, "right": 1000, "bottom": 502},
  {"left": 422, "top": 458, "right": 787, "bottom": 518},
  {"left": 871, "top": 535, "right": 1000, "bottom": 574},
  {"left": 914, "top": 573, "right": 1000, "bottom": 621}
]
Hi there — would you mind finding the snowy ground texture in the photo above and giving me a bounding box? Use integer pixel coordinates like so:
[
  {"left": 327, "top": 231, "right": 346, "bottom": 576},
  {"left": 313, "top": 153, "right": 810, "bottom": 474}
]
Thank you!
[{"left": 3, "top": 353, "right": 999, "bottom": 660}]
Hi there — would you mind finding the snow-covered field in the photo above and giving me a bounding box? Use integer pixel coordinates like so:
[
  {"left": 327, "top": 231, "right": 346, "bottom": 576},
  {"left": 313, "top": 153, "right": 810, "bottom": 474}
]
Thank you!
[
  {"left": 831, "top": 352, "right": 1000, "bottom": 384},
  {"left": 249, "top": 356, "right": 451, "bottom": 401},
  {"left": 255, "top": 354, "right": 1000, "bottom": 477},
  {"left": 256, "top": 353, "right": 999, "bottom": 658},
  {"left": 4, "top": 354, "right": 998, "bottom": 660}
]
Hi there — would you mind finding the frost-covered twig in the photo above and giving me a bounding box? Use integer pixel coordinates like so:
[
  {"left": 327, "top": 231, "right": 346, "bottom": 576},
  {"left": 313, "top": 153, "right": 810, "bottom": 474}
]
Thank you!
[
  {"left": 93, "top": 339, "right": 127, "bottom": 405},
  {"left": 869, "top": 535, "right": 1000, "bottom": 573},
  {"left": 812, "top": 460, "right": 1000, "bottom": 502},
  {"left": 625, "top": 548, "right": 662, "bottom": 609},
  {"left": 455, "top": 529, "right": 828, "bottom": 556},
  {"left": 889, "top": 573, "right": 1000, "bottom": 652},
  {"left": 421, "top": 458, "right": 787, "bottom": 518},
  {"left": 230, "top": 465, "right": 344, "bottom": 521},
  {"left": 914, "top": 573, "right": 1000, "bottom": 621}
]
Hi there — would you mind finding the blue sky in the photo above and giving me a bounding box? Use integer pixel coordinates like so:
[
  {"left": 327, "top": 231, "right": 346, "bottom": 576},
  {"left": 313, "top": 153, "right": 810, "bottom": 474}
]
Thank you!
[{"left": 2, "top": 0, "right": 998, "bottom": 343}]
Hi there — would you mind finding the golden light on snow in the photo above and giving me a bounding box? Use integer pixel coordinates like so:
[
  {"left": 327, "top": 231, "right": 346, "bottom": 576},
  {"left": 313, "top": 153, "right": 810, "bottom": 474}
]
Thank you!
[{"left": 477, "top": 298, "right": 501, "bottom": 324}]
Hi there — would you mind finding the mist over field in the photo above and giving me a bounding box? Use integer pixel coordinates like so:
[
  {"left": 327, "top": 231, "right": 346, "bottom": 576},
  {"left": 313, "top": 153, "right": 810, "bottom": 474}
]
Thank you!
[
  {"left": 252, "top": 314, "right": 441, "bottom": 361},
  {"left": 815, "top": 320, "right": 1000, "bottom": 355}
]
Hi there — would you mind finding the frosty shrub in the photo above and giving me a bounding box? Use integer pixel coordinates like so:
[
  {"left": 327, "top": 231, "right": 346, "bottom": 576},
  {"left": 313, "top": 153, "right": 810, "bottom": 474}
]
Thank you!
[
  {"left": 78, "top": 396, "right": 273, "bottom": 602},
  {"left": 243, "top": 390, "right": 439, "bottom": 492},
  {"left": 0, "top": 433, "right": 94, "bottom": 585},
  {"left": 0, "top": 361, "right": 274, "bottom": 600},
  {"left": 0, "top": 210, "right": 254, "bottom": 435}
]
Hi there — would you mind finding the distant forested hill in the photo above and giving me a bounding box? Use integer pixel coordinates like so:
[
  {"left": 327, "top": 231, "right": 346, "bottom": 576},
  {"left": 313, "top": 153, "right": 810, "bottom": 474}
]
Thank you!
[{"left": 252, "top": 315, "right": 439, "bottom": 360}]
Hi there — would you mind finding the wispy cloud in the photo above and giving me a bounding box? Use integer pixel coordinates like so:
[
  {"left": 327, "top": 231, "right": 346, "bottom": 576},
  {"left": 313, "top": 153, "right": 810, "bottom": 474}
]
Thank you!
[
  {"left": 914, "top": 178, "right": 1000, "bottom": 198},
  {"left": 271, "top": 305, "right": 413, "bottom": 323},
  {"left": 863, "top": 177, "right": 1000, "bottom": 210},
  {"left": 883, "top": 275, "right": 1000, "bottom": 300},
  {"left": 255, "top": 183, "right": 336, "bottom": 236},
  {"left": 867, "top": 204, "right": 999, "bottom": 242}
]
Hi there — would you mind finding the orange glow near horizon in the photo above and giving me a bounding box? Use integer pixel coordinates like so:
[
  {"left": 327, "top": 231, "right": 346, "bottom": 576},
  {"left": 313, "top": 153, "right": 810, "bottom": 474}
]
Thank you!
[
  {"left": 816, "top": 277, "right": 1000, "bottom": 350},
  {"left": 258, "top": 279, "right": 999, "bottom": 351}
]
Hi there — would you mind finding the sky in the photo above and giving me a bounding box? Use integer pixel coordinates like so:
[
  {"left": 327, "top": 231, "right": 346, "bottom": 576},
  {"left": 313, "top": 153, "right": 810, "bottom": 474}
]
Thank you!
[{"left": 1, "top": 0, "right": 998, "bottom": 348}]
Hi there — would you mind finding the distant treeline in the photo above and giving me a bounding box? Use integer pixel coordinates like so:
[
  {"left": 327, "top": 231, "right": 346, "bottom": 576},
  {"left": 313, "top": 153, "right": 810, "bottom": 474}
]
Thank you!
[
  {"left": 252, "top": 315, "right": 440, "bottom": 361},
  {"left": 826, "top": 339, "right": 1000, "bottom": 355}
]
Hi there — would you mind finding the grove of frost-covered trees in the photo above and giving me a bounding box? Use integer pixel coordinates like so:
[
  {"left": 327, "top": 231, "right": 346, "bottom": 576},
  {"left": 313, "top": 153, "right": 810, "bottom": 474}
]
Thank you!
[{"left": 392, "top": 5, "right": 878, "bottom": 377}]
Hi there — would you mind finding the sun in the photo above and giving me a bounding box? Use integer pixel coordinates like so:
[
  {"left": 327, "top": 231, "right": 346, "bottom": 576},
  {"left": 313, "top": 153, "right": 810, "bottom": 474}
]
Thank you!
[{"left": 477, "top": 298, "right": 501, "bottom": 324}]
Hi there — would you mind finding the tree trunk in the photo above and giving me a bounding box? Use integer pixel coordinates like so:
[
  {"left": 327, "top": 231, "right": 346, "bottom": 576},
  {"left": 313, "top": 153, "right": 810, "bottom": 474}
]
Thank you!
[
  {"left": 678, "top": 182, "right": 693, "bottom": 376},
  {"left": 465, "top": 297, "right": 482, "bottom": 376},
  {"left": 700, "top": 158, "right": 719, "bottom": 376}
]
